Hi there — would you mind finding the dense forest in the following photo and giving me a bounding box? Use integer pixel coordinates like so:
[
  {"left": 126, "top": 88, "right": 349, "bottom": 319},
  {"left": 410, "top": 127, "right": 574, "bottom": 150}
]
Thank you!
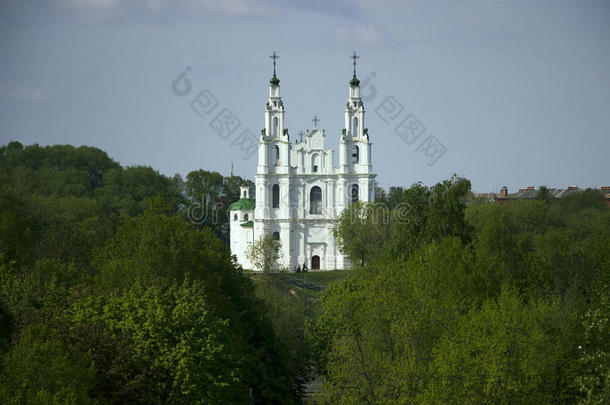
[
  {"left": 1, "top": 142, "right": 608, "bottom": 404},
  {"left": 313, "top": 178, "right": 610, "bottom": 404},
  {"left": 0, "top": 142, "right": 302, "bottom": 404}
]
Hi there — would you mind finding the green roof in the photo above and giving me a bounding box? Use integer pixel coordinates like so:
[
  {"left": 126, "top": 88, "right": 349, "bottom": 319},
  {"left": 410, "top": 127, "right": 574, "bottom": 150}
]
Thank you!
[
  {"left": 240, "top": 221, "right": 254, "bottom": 228},
  {"left": 229, "top": 198, "right": 255, "bottom": 211}
]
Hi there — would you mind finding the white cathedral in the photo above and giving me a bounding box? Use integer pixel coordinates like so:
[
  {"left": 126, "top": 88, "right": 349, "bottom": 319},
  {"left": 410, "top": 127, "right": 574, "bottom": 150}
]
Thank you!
[{"left": 230, "top": 53, "right": 375, "bottom": 271}]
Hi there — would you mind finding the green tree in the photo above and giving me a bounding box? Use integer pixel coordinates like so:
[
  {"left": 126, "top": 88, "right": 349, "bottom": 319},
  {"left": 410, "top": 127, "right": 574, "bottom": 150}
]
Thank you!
[
  {"left": 184, "top": 170, "right": 253, "bottom": 243},
  {"left": 333, "top": 201, "right": 391, "bottom": 266},
  {"left": 576, "top": 285, "right": 610, "bottom": 404},
  {"left": 247, "top": 233, "right": 283, "bottom": 273},
  {"left": 0, "top": 325, "right": 95, "bottom": 404},
  {"left": 69, "top": 278, "right": 246, "bottom": 404},
  {"left": 427, "top": 287, "right": 567, "bottom": 404},
  {"left": 96, "top": 165, "right": 184, "bottom": 216}
]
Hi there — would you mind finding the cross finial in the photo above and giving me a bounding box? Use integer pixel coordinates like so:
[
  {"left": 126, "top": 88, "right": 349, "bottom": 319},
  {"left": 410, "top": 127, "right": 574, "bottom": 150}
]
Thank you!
[
  {"left": 269, "top": 51, "right": 279, "bottom": 76},
  {"left": 350, "top": 51, "right": 359, "bottom": 76},
  {"left": 312, "top": 115, "right": 320, "bottom": 128},
  {"left": 298, "top": 130, "right": 305, "bottom": 143}
]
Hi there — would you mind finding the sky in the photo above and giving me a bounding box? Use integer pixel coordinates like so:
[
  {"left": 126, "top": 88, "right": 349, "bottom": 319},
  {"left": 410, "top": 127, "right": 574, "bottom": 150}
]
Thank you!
[{"left": 1, "top": 0, "right": 609, "bottom": 193}]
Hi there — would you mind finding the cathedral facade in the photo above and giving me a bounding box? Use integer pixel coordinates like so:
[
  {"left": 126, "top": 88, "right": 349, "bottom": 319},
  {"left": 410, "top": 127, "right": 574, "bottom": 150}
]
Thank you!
[{"left": 230, "top": 54, "right": 375, "bottom": 271}]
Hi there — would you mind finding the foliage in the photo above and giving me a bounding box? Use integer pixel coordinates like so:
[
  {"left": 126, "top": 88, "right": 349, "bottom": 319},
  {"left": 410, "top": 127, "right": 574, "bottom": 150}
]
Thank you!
[
  {"left": 247, "top": 233, "right": 283, "bottom": 273},
  {"left": 334, "top": 175, "right": 473, "bottom": 267},
  {"left": 69, "top": 278, "right": 246, "bottom": 404},
  {"left": 0, "top": 142, "right": 303, "bottom": 404},
  {"left": 184, "top": 170, "right": 253, "bottom": 243},
  {"left": 0, "top": 325, "right": 95, "bottom": 404},
  {"left": 312, "top": 178, "right": 610, "bottom": 403},
  {"left": 576, "top": 285, "right": 610, "bottom": 404},
  {"left": 2, "top": 143, "right": 608, "bottom": 403}
]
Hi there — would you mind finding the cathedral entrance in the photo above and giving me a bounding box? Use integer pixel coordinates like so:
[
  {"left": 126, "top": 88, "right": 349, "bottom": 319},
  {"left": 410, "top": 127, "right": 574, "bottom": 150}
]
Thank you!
[{"left": 311, "top": 255, "right": 320, "bottom": 270}]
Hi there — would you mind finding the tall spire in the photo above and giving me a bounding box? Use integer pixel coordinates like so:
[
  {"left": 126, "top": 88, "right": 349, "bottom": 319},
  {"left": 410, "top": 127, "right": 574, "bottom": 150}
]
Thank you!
[
  {"left": 350, "top": 51, "right": 360, "bottom": 87},
  {"left": 269, "top": 51, "right": 280, "bottom": 86}
]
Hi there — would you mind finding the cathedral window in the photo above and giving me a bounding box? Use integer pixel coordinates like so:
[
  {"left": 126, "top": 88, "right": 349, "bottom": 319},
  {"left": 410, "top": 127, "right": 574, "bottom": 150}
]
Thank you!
[
  {"left": 353, "top": 117, "right": 358, "bottom": 135},
  {"left": 273, "top": 145, "right": 280, "bottom": 166},
  {"left": 272, "top": 231, "right": 280, "bottom": 240},
  {"left": 310, "top": 186, "right": 322, "bottom": 214},
  {"left": 351, "top": 184, "right": 359, "bottom": 203},
  {"left": 312, "top": 153, "right": 319, "bottom": 173},
  {"left": 352, "top": 145, "right": 359, "bottom": 164},
  {"left": 273, "top": 117, "right": 279, "bottom": 137},
  {"left": 272, "top": 184, "right": 279, "bottom": 208},
  {"left": 233, "top": 214, "right": 237, "bottom": 221},
  {"left": 244, "top": 213, "right": 249, "bottom": 221}
]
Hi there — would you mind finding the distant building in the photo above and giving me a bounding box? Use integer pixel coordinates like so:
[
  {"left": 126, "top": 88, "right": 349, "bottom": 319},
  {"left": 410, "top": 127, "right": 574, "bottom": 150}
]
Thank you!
[
  {"left": 229, "top": 53, "right": 375, "bottom": 271},
  {"left": 495, "top": 185, "right": 610, "bottom": 207}
]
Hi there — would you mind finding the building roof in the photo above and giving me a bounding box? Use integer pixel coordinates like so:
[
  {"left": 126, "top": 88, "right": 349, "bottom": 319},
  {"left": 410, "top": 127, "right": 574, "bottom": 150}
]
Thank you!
[
  {"left": 495, "top": 186, "right": 610, "bottom": 202},
  {"left": 240, "top": 221, "right": 254, "bottom": 228},
  {"left": 229, "top": 198, "right": 255, "bottom": 211}
]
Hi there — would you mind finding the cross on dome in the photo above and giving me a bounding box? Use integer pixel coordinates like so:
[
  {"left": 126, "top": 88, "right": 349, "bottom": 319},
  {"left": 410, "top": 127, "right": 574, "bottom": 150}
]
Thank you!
[
  {"left": 350, "top": 51, "right": 359, "bottom": 76},
  {"left": 349, "top": 51, "right": 360, "bottom": 87},
  {"left": 269, "top": 51, "right": 280, "bottom": 86},
  {"left": 269, "top": 51, "right": 279, "bottom": 75}
]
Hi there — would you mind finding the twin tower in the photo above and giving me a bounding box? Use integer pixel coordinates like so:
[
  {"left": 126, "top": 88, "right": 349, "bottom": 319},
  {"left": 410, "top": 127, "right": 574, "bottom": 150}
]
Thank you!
[{"left": 230, "top": 52, "right": 376, "bottom": 271}]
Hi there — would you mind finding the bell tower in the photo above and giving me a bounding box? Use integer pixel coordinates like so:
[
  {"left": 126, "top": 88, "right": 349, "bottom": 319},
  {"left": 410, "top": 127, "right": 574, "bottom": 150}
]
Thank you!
[
  {"left": 340, "top": 52, "right": 372, "bottom": 175},
  {"left": 258, "top": 51, "right": 290, "bottom": 176}
]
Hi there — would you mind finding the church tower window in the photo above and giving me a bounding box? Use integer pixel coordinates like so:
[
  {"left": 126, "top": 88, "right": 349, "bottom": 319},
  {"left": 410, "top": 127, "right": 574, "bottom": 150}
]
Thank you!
[
  {"left": 352, "top": 145, "right": 359, "bottom": 164},
  {"left": 312, "top": 153, "right": 319, "bottom": 173},
  {"left": 310, "top": 186, "right": 322, "bottom": 214},
  {"left": 273, "top": 117, "right": 279, "bottom": 137},
  {"left": 272, "top": 145, "right": 280, "bottom": 166},
  {"left": 272, "top": 231, "right": 280, "bottom": 240},
  {"left": 233, "top": 213, "right": 238, "bottom": 221},
  {"left": 351, "top": 184, "right": 359, "bottom": 203},
  {"left": 272, "top": 184, "right": 279, "bottom": 208},
  {"left": 353, "top": 117, "right": 358, "bottom": 136},
  {"left": 244, "top": 213, "right": 249, "bottom": 221}
]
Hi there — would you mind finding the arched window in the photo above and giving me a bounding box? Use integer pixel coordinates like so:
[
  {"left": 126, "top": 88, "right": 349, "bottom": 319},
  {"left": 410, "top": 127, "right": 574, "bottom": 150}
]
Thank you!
[
  {"left": 272, "top": 231, "right": 280, "bottom": 240},
  {"left": 273, "top": 101, "right": 277, "bottom": 107},
  {"left": 351, "top": 184, "right": 359, "bottom": 204},
  {"left": 242, "top": 190, "right": 247, "bottom": 198},
  {"left": 244, "top": 213, "right": 249, "bottom": 221},
  {"left": 312, "top": 153, "right": 319, "bottom": 173},
  {"left": 273, "top": 117, "right": 279, "bottom": 137},
  {"left": 272, "top": 184, "right": 279, "bottom": 208},
  {"left": 272, "top": 145, "right": 280, "bottom": 166},
  {"left": 310, "top": 186, "right": 322, "bottom": 214},
  {"left": 353, "top": 117, "right": 358, "bottom": 135},
  {"left": 233, "top": 213, "right": 238, "bottom": 221},
  {"left": 352, "top": 144, "right": 359, "bottom": 164}
]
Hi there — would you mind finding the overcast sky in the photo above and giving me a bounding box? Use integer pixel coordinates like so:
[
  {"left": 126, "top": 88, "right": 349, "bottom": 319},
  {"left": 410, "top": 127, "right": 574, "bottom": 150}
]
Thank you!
[{"left": 1, "top": 0, "right": 609, "bottom": 192}]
